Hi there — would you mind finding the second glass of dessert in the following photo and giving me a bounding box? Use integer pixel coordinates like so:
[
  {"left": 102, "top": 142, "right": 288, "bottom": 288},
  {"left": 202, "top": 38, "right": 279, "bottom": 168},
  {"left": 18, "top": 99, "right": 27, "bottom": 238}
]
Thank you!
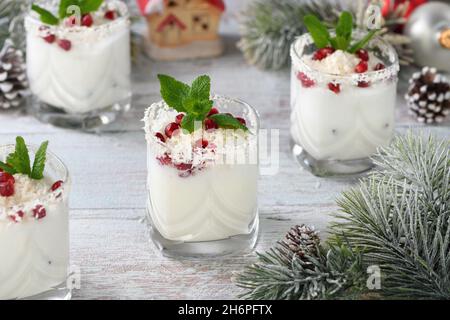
[
  {"left": 144, "top": 75, "right": 259, "bottom": 258},
  {"left": 0, "top": 137, "right": 71, "bottom": 300},
  {"left": 290, "top": 12, "right": 400, "bottom": 176},
  {"left": 25, "top": 0, "right": 131, "bottom": 130}
]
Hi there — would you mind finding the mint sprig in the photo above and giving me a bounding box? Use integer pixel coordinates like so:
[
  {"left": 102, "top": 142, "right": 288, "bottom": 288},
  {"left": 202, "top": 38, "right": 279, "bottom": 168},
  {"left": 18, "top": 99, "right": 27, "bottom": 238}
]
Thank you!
[
  {"left": 158, "top": 74, "right": 249, "bottom": 133},
  {"left": 32, "top": 0, "right": 104, "bottom": 25},
  {"left": 0, "top": 137, "right": 49, "bottom": 180},
  {"left": 304, "top": 11, "right": 379, "bottom": 53}
]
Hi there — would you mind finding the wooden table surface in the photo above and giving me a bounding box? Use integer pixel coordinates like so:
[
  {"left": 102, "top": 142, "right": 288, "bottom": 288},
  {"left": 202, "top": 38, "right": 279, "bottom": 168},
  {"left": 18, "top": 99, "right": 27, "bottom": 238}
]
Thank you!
[{"left": 1, "top": 1, "right": 449, "bottom": 300}]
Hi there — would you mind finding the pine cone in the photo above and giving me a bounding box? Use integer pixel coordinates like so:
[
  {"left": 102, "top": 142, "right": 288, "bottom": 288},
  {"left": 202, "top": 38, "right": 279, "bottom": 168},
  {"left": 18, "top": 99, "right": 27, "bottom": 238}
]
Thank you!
[
  {"left": 0, "top": 39, "right": 27, "bottom": 110},
  {"left": 281, "top": 224, "right": 321, "bottom": 259},
  {"left": 405, "top": 67, "right": 450, "bottom": 124}
]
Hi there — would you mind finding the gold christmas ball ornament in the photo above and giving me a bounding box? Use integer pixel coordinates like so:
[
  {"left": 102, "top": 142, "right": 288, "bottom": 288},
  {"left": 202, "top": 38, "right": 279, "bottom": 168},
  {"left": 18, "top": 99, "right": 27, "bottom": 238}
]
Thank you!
[{"left": 404, "top": 2, "right": 450, "bottom": 72}]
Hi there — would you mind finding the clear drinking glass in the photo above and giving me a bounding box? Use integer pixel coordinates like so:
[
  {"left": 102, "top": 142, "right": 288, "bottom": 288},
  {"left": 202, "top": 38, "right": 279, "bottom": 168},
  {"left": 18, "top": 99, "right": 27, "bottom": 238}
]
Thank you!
[
  {"left": 25, "top": 0, "right": 131, "bottom": 130},
  {"left": 290, "top": 32, "right": 400, "bottom": 176},
  {"left": 0, "top": 145, "right": 71, "bottom": 300},
  {"left": 144, "top": 95, "right": 259, "bottom": 258}
]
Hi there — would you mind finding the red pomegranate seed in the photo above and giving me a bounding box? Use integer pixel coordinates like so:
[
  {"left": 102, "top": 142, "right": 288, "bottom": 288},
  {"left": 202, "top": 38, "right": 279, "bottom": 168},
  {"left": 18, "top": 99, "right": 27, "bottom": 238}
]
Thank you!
[
  {"left": 175, "top": 163, "right": 193, "bottom": 171},
  {"left": 32, "top": 205, "right": 46, "bottom": 220},
  {"left": 0, "top": 172, "right": 14, "bottom": 184},
  {"left": 155, "top": 132, "right": 166, "bottom": 143},
  {"left": 297, "top": 72, "right": 315, "bottom": 88},
  {"left": 357, "top": 81, "right": 370, "bottom": 88},
  {"left": 165, "top": 122, "right": 180, "bottom": 138},
  {"left": 313, "top": 47, "right": 335, "bottom": 61},
  {"left": 207, "top": 108, "right": 219, "bottom": 117},
  {"left": 81, "top": 14, "right": 94, "bottom": 27},
  {"left": 204, "top": 118, "right": 218, "bottom": 130},
  {"left": 356, "top": 49, "right": 369, "bottom": 61},
  {"left": 195, "top": 139, "right": 209, "bottom": 149},
  {"left": 51, "top": 180, "right": 63, "bottom": 191},
  {"left": 65, "top": 16, "right": 78, "bottom": 27},
  {"left": 0, "top": 181, "right": 14, "bottom": 197},
  {"left": 58, "top": 39, "right": 72, "bottom": 51},
  {"left": 374, "top": 63, "right": 385, "bottom": 71},
  {"left": 157, "top": 154, "right": 172, "bottom": 166},
  {"left": 355, "top": 60, "right": 368, "bottom": 73},
  {"left": 10, "top": 210, "right": 25, "bottom": 223},
  {"left": 236, "top": 117, "right": 246, "bottom": 126},
  {"left": 328, "top": 83, "right": 341, "bottom": 94},
  {"left": 43, "top": 34, "right": 56, "bottom": 43},
  {"left": 175, "top": 113, "right": 184, "bottom": 124},
  {"left": 104, "top": 10, "right": 116, "bottom": 20}
]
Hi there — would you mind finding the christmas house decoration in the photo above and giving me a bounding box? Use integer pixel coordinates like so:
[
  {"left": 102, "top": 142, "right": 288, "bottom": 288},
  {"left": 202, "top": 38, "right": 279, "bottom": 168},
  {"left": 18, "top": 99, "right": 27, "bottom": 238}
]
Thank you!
[
  {"left": 137, "top": 0, "right": 225, "bottom": 60},
  {"left": 0, "top": 39, "right": 27, "bottom": 110},
  {"left": 405, "top": 67, "right": 450, "bottom": 124}
]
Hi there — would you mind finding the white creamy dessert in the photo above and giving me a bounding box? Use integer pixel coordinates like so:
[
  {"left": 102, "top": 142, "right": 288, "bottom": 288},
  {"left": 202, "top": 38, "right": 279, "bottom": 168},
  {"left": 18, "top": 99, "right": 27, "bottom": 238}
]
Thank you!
[
  {"left": 144, "top": 100, "right": 258, "bottom": 243},
  {"left": 25, "top": 0, "right": 131, "bottom": 114},
  {"left": 290, "top": 37, "right": 399, "bottom": 163},
  {"left": 0, "top": 173, "right": 69, "bottom": 300}
]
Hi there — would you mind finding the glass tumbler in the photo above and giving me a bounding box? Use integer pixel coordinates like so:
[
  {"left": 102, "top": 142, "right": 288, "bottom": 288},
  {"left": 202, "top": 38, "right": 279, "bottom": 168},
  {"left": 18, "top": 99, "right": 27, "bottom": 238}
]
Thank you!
[{"left": 290, "top": 32, "right": 399, "bottom": 176}]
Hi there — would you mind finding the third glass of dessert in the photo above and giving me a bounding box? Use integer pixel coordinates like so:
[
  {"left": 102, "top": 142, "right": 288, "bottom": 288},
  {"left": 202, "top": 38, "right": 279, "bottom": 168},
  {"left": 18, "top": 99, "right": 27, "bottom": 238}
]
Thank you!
[
  {"left": 144, "top": 75, "right": 259, "bottom": 258},
  {"left": 0, "top": 137, "right": 71, "bottom": 300},
  {"left": 25, "top": 0, "right": 131, "bottom": 130},
  {"left": 290, "top": 12, "right": 400, "bottom": 176}
]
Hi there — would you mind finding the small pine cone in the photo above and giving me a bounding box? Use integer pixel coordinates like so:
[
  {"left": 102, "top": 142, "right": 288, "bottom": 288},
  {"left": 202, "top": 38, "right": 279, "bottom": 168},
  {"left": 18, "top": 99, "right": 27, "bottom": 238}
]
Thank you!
[
  {"left": 0, "top": 39, "right": 27, "bottom": 110},
  {"left": 281, "top": 224, "right": 320, "bottom": 259},
  {"left": 405, "top": 67, "right": 450, "bottom": 124}
]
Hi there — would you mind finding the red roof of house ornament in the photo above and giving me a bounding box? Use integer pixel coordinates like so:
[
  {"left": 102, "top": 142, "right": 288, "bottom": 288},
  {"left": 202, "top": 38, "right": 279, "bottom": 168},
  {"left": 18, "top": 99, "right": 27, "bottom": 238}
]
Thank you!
[
  {"left": 137, "top": 0, "right": 226, "bottom": 15},
  {"left": 156, "top": 13, "right": 187, "bottom": 32}
]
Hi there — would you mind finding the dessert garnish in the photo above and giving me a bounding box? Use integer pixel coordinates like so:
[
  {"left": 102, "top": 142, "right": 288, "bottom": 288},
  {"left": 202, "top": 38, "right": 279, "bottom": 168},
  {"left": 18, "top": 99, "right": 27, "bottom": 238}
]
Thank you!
[
  {"left": 303, "top": 11, "right": 378, "bottom": 55},
  {"left": 157, "top": 74, "right": 248, "bottom": 134},
  {"left": 31, "top": 0, "right": 105, "bottom": 26},
  {"left": 0, "top": 137, "right": 49, "bottom": 198}
]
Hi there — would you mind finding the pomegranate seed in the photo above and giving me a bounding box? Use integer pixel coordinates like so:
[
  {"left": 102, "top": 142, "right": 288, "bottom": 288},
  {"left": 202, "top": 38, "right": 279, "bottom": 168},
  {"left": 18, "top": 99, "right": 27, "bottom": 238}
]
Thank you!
[
  {"left": 165, "top": 122, "right": 180, "bottom": 138},
  {"left": 0, "top": 172, "right": 14, "bottom": 184},
  {"left": 297, "top": 72, "right": 315, "bottom": 88},
  {"left": 175, "top": 113, "right": 184, "bottom": 124},
  {"left": 32, "top": 205, "right": 46, "bottom": 220},
  {"left": 155, "top": 132, "right": 166, "bottom": 143},
  {"left": 207, "top": 108, "right": 219, "bottom": 117},
  {"left": 81, "top": 14, "right": 94, "bottom": 27},
  {"left": 356, "top": 49, "right": 369, "bottom": 61},
  {"left": 313, "top": 47, "right": 335, "bottom": 61},
  {"left": 157, "top": 154, "right": 172, "bottom": 166},
  {"left": 328, "top": 83, "right": 341, "bottom": 94},
  {"left": 104, "top": 10, "right": 116, "bottom": 20},
  {"left": 51, "top": 180, "right": 63, "bottom": 191},
  {"left": 357, "top": 81, "right": 370, "bottom": 88},
  {"left": 58, "top": 39, "right": 72, "bottom": 51},
  {"left": 10, "top": 210, "right": 25, "bottom": 223},
  {"left": 374, "top": 63, "right": 385, "bottom": 71},
  {"left": 195, "top": 139, "right": 209, "bottom": 149},
  {"left": 204, "top": 118, "right": 218, "bottom": 130},
  {"left": 236, "top": 117, "right": 247, "bottom": 126},
  {"left": 355, "top": 61, "right": 368, "bottom": 73},
  {"left": 0, "top": 181, "right": 14, "bottom": 197},
  {"left": 65, "top": 16, "right": 78, "bottom": 27},
  {"left": 43, "top": 34, "right": 56, "bottom": 43},
  {"left": 175, "top": 163, "right": 193, "bottom": 171}
]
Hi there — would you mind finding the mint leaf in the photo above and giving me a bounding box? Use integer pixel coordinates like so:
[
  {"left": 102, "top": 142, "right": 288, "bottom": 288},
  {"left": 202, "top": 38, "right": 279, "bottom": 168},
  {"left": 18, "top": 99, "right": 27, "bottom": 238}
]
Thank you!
[
  {"left": 0, "top": 161, "right": 16, "bottom": 175},
  {"left": 209, "top": 114, "right": 248, "bottom": 131},
  {"left": 7, "top": 137, "right": 31, "bottom": 175},
  {"left": 336, "top": 12, "right": 353, "bottom": 42},
  {"left": 79, "top": 0, "right": 104, "bottom": 14},
  {"left": 158, "top": 74, "right": 190, "bottom": 113},
  {"left": 303, "top": 15, "right": 330, "bottom": 49},
  {"left": 31, "top": 141, "right": 49, "bottom": 180},
  {"left": 32, "top": 4, "right": 60, "bottom": 25},
  {"left": 349, "top": 30, "right": 378, "bottom": 53},
  {"left": 190, "top": 75, "right": 211, "bottom": 101},
  {"left": 180, "top": 114, "right": 197, "bottom": 133}
]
